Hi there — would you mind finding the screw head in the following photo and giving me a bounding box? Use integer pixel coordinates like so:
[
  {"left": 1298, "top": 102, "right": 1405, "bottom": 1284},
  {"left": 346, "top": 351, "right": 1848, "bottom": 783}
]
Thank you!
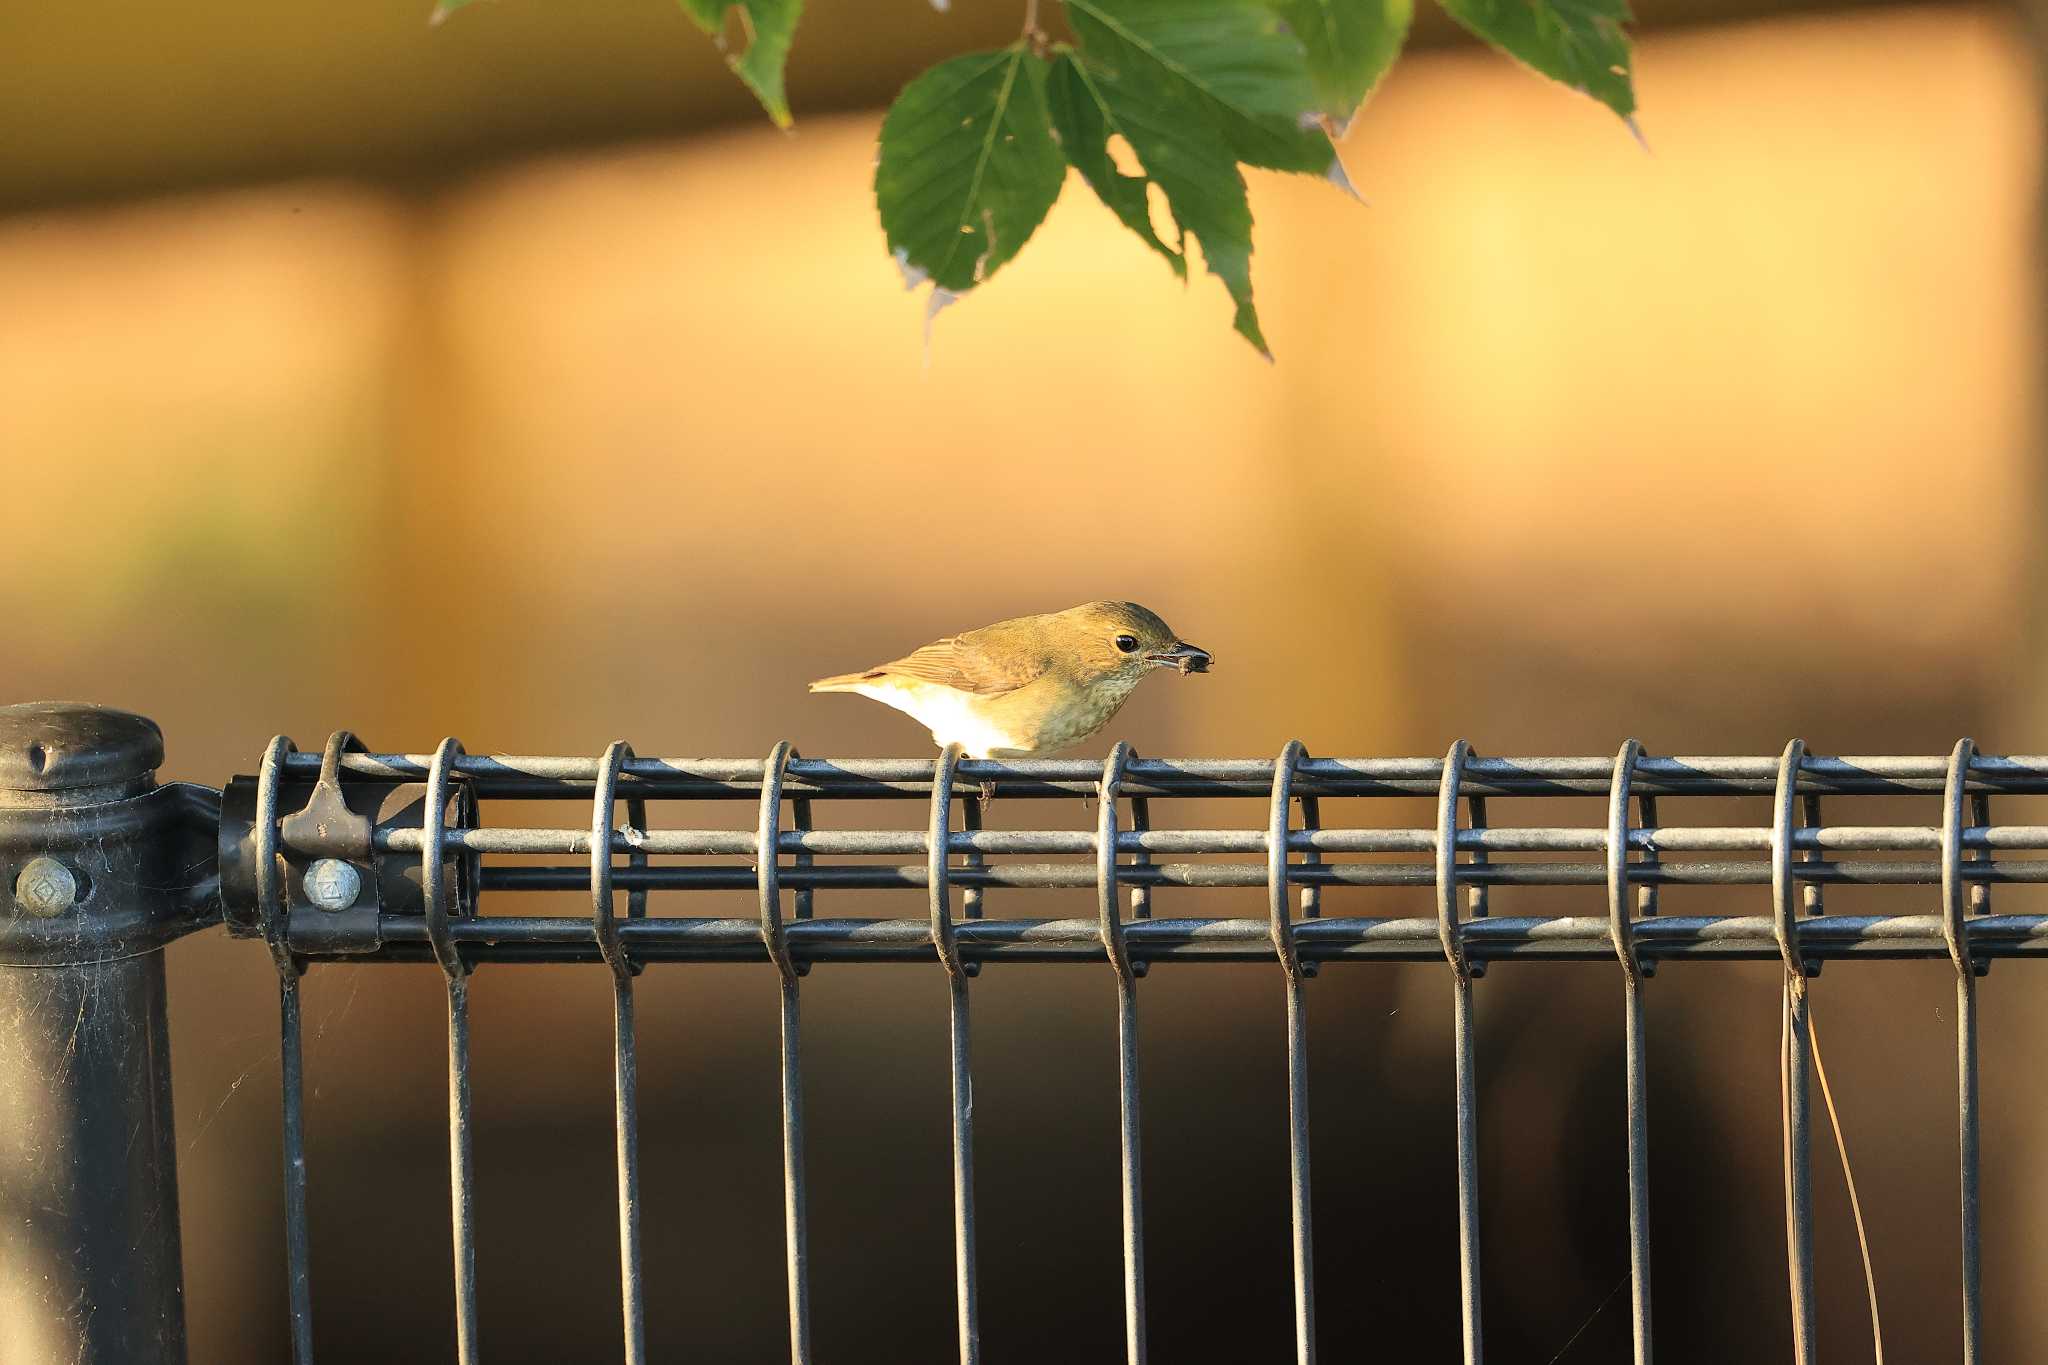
[
  {"left": 15, "top": 857, "right": 78, "bottom": 917},
  {"left": 302, "top": 859, "right": 362, "bottom": 912}
]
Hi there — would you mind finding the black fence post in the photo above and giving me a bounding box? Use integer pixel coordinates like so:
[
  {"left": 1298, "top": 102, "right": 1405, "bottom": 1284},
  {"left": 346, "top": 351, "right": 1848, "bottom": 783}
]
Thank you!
[{"left": 0, "top": 703, "right": 214, "bottom": 1365}]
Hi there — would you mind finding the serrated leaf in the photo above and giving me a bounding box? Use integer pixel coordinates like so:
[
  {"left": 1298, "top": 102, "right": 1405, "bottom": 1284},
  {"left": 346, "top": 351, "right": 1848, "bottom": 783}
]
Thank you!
[
  {"left": 876, "top": 47, "right": 1068, "bottom": 298},
  {"left": 1044, "top": 53, "right": 1185, "bottom": 279},
  {"left": 1063, "top": 0, "right": 1354, "bottom": 356},
  {"left": 1066, "top": 0, "right": 1335, "bottom": 175},
  {"left": 1273, "top": 0, "right": 1413, "bottom": 131},
  {"left": 676, "top": 0, "right": 804, "bottom": 128},
  {"left": 1438, "top": 0, "right": 1634, "bottom": 120},
  {"left": 1050, "top": 51, "right": 1267, "bottom": 355}
]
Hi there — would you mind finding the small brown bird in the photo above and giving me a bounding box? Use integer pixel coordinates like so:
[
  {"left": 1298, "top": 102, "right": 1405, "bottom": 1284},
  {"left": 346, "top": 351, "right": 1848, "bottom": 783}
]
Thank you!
[{"left": 808, "top": 601, "right": 1211, "bottom": 757}]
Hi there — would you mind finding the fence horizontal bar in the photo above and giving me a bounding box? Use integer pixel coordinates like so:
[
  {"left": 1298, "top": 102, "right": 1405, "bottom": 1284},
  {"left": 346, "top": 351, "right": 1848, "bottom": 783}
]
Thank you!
[
  {"left": 379, "top": 824, "right": 2048, "bottom": 857},
  {"left": 473, "top": 858, "right": 2048, "bottom": 893},
  {"left": 314, "top": 912, "right": 2048, "bottom": 965},
  {"left": 281, "top": 751, "right": 2048, "bottom": 799}
]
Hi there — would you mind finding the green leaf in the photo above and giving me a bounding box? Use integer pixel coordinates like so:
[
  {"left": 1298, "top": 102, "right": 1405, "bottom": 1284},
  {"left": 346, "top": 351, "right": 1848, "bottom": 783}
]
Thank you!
[
  {"left": 1050, "top": 43, "right": 1269, "bottom": 355},
  {"left": 875, "top": 47, "right": 1068, "bottom": 298},
  {"left": 1272, "top": 0, "right": 1413, "bottom": 131},
  {"left": 676, "top": 0, "right": 805, "bottom": 128},
  {"left": 1066, "top": 0, "right": 1336, "bottom": 175},
  {"left": 1093, "top": 86, "right": 1269, "bottom": 355},
  {"left": 1437, "top": 0, "right": 1635, "bottom": 120},
  {"left": 1061, "top": 0, "right": 1354, "bottom": 356},
  {"left": 1044, "top": 53, "right": 1185, "bottom": 279}
]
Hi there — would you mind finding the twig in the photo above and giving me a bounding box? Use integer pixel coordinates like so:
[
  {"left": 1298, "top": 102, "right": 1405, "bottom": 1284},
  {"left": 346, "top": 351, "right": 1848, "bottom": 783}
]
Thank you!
[
  {"left": 1544, "top": 1269, "right": 1629, "bottom": 1365},
  {"left": 1811, "top": 1003, "right": 1885, "bottom": 1363}
]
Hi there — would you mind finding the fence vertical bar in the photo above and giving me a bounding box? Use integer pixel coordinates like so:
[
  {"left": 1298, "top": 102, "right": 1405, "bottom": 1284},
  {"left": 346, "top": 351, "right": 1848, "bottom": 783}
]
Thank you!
[
  {"left": 1770, "top": 739, "right": 1815, "bottom": 1365},
  {"left": 593, "top": 741, "right": 647, "bottom": 1365},
  {"left": 255, "top": 734, "right": 317, "bottom": 1365},
  {"left": 1129, "top": 797, "right": 1153, "bottom": 921},
  {"left": 928, "top": 744, "right": 980, "bottom": 1364},
  {"left": 1967, "top": 791, "right": 1993, "bottom": 916},
  {"left": 278, "top": 972, "right": 315, "bottom": 1357},
  {"left": 1606, "top": 740, "right": 1651, "bottom": 1365},
  {"left": 627, "top": 794, "right": 649, "bottom": 921},
  {"left": 1269, "top": 741, "right": 1316, "bottom": 1364},
  {"left": 958, "top": 793, "right": 984, "bottom": 977},
  {"left": 1097, "top": 743, "right": 1146, "bottom": 1365},
  {"left": 424, "top": 737, "right": 480, "bottom": 1365},
  {"left": 1464, "top": 793, "right": 1490, "bottom": 925},
  {"left": 792, "top": 796, "right": 813, "bottom": 923},
  {"left": 1435, "top": 740, "right": 1483, "bottom": 1365},
  {"left": 1800, "top": 794, "right": 1825, "bottom": 916},
  {"left": 758, "top": 742, "right": 811, "bottom": 1365},
  {"left": 1940, "top": 740, "right": 1982, "bottom": 1363},
  {"left": 1297, "top": 794, "right": 1321, "bottom": 925},
  {"left": 1798, "top": 785, "right": 1884, "bottom": 1360},
  {"left": 1635, "top": 793, "right": 1659, "bottom": 920}
]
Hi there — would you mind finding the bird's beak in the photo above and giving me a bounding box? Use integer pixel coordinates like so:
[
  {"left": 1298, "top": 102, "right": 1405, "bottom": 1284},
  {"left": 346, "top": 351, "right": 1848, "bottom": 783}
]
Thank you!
[{"left": 1148, "top": 642, "right": 1212, "bottom": 675}]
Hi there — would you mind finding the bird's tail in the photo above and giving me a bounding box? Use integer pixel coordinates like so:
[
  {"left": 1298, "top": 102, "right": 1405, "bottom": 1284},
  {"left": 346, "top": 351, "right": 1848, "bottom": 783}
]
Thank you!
[{"left": 808, "top": 672, "right": 873, "bottom": 693}]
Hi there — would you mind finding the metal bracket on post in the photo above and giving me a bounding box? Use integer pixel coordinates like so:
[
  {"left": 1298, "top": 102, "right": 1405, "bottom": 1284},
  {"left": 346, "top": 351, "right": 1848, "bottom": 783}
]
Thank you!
[
  {"left": 0, "top": 702, "right": 220, "bottom": 1365},
  {"left": 217, "top": 742, "right": 476, "bottom": 955}
]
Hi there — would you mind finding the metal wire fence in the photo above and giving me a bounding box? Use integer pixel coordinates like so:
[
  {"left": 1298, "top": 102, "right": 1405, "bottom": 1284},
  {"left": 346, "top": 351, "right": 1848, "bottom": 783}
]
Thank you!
[{"left": 4, "top": 704, "right": 2043, "bottom": 1365}]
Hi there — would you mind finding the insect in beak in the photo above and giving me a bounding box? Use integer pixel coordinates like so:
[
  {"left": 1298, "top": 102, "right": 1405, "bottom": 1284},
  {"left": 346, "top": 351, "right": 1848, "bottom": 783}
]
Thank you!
[{"left": 1147, "top": 643, "right": 1212, "bottom": 675}]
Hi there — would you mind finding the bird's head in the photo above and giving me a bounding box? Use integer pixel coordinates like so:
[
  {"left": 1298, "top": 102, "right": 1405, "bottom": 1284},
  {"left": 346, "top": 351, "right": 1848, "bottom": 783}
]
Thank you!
[{"left": 1045, "top": 601, "right": 1212, "bottom": 681}]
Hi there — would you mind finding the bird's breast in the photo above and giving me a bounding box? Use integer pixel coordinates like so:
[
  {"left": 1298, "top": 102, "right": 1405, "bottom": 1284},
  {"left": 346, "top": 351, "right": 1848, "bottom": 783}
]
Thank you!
[
  {"left": 850, "top": 672, "right": 1143, "bottom": 758},
  {"left": 991, "top": 672, "right": 1142, "bottom": 754}
]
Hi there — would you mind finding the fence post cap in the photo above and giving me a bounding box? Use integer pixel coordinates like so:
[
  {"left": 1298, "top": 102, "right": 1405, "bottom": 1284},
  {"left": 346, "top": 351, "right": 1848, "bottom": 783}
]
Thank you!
[{"left": 0, "top": 702, "right": 162, "bottom": 794}]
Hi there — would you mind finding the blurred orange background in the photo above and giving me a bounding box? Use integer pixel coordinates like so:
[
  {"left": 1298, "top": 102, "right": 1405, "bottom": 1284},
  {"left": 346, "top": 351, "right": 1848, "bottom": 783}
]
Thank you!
[{"left": 3, "top": 0, "right": 2044, "bottom": 1360}]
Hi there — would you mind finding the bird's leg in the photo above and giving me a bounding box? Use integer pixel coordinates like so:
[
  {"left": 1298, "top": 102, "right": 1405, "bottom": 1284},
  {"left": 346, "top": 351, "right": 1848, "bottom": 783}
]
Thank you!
[{"left": 979, "top": 779, "right": 999, "bottom": 809}]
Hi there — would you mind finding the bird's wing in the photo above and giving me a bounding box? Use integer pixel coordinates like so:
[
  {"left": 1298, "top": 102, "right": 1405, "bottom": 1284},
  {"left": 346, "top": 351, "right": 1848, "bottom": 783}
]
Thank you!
[{"left": 865, "top": 631, "right": 1048, "bottom": 697}]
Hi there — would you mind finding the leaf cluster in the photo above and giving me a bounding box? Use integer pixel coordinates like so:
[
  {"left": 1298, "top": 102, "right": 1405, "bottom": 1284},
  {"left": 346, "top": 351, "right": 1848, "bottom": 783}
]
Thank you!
[{"left": 436, "top": 0, "right": 1636, "bottom": 356}]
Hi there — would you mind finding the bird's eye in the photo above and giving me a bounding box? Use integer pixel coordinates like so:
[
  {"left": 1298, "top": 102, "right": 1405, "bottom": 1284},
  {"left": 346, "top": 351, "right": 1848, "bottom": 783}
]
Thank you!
[{"left": 1114, "top": 634, "right": 1140, "bottom": 653}]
